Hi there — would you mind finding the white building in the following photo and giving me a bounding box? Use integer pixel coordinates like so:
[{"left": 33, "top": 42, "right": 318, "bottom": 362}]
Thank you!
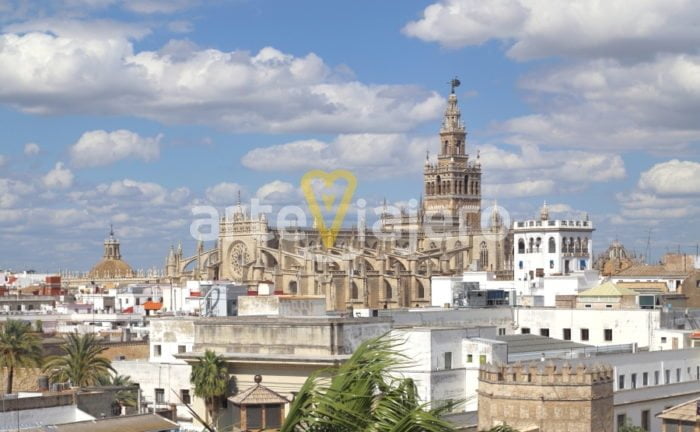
[
  {"left": 515, "top": 307, "right": 661, "bottom": 348},
  {"left": 513, "top": 203, "right": 594, "bottom": 278},
  {"left": 113, "top": 318, "right": 195, "bottom": 429}
]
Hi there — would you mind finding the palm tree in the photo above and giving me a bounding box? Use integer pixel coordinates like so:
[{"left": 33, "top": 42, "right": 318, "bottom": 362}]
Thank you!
[
  {"left": 191, "top": 349, "right": 229, "bottom": 426},
  {"left": 488, "top": 425, "right": 520, "bottom": 432},
  {"left": 0, "top": 320, "right": 43, "bottom": 394},
  {"left": 43, "top": 332, "right": 115, "bottom": 387},
  {"left": 98, "top": 373, "right": 138, "bottom": 409},
  {"left": 281, "top": 334, "right": 458, "bottom": 432}
]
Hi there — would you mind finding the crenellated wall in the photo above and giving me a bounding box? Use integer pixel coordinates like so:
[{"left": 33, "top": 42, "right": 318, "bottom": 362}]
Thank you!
[{"left": 477, "top": 362, "right": 614, "bottom": 432}]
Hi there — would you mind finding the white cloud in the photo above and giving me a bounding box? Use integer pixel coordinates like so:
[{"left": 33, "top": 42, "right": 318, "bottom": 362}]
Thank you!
[
  {"left": 205, "top": 182, "right": 244, "bottom": 206},
  {"left": 494, "top": 55, "right": 700, "bottom": 152},
  {"left": 0, "top": 178, "right": 33, "bottom": 208},
  {"left": 404, "top": 0, "right": 700, "bottom": 60},
  {"left": 96, "top": 178, "right": 188, "bottom": 205},
  {"left": 256, "top": 181, "right": 300, "bottom": 205},
  {"left": 167, "top": 20, "right": 193, "bottom": 33},
  {"left": 42, "top": 162, "right": 74, "bottom": 189},
  {"left": 477, "top": 143, "right": 625, "bottom": 198},
  {"left": 242, "top": 134, "right": 431, "bottom": 177},
  {"left": 638, "top": 160, "right": 700, "bottom": 196},
  {"left": 0, "top": 32, "right": 443, "bottom": 133},
  {"left": 23, "top": 142, "right": 40, "bottom": 156},
  {"left": 483, "top": 179, "right": 554, "bottom": 198},
  {"left": 614, "top": 160, "right": 700, "bottom": 224},
  {"left": 70, "top": 129, "right": 162, "bottom": 167},
  {"left": 5, "top": 18, "right": 151, "bottom": 40},
  {"left": 121, "top": 0, "right": 198, "bottom": 14}
]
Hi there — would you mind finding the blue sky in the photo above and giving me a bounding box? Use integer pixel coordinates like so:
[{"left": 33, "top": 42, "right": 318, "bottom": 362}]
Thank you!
[{"left": 1, "top": 0, "right": 699, "bottom": 271}]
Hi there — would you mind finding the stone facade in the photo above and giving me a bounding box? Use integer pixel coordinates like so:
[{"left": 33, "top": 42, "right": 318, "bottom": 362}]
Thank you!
[
  {"left": 166, "top": 85, "right": 512, "bottom": 311},
  {"left": 477, "top": 362, "right": 614, "bottom": 432}
]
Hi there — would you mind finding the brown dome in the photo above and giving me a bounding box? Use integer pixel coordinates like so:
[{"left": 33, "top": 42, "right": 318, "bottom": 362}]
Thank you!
[{"left": 88, "top": 258, "right": 135, "bottom": 279}]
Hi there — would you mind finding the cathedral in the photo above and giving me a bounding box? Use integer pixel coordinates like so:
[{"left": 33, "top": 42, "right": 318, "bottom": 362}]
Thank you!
[{"left": 166, "top": 83, "right": 512, "bottom": 310}]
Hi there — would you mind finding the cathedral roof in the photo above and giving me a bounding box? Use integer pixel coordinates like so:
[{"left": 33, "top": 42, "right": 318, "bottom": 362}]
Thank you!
[
  {"left": 88, "top": 258, "right": 135, "bottom": 279},
  {"left": 88, "top": 226, "right": 135, "bottom": 279}
]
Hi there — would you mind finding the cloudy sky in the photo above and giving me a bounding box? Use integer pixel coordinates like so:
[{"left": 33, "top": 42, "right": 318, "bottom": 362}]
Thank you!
[{"left": 1, "top": 0, "right": 699, "bottom": 271}]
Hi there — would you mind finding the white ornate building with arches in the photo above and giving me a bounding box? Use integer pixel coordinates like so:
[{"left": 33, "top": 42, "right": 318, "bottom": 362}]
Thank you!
[{"left": 513, "top": 203, "right": 594, "bottom": 281}]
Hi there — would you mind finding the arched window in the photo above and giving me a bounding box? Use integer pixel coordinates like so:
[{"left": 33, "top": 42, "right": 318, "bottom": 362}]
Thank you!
[
  {"left": 548, "top": 237, "right": 556, "bottom": 253},
  {"left": 535, "top": 237, "right": 542, "bottom": 250},
  {"left": 288, "top": 280, "right": 298, "bottom": 294},
  {"left": 561, "top": 238, "right": 567, "bottom": 253},
  {"left": 480, "top": 241, "right": 489, "bottom": 270},
  {"left": 417, "top": 281, "right": 425, "bottom": 299},
  {"left": 518, "top": 239, "right": 525, "bottom": 254},
  {"left": 582, "top": 237, "right": 589, "bottom": 254},
  {"left": 575, "top": 237, "right": 581, "bottom": 253},
  {"left": 528, "top": 238, "right": 534, "bottom": 252},
  {"left": 350, "top": 282, "right": 358, "bottom": 300},
  {"left": 384, "top": 281, "right": 392, "bottom": 299},
  {"left": 436, "top": 175, "right": 441, "bottom": 194}
]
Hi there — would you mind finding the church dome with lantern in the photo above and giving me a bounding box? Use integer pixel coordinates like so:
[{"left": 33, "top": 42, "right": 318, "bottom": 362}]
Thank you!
[{"left": 88, "top": 226, "right": 136, "bottom": 279}]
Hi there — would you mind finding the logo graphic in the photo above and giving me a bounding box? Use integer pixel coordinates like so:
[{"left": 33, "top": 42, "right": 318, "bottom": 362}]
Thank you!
[{"left": 301, "top": 170, "right": 357, "bottom": 249}]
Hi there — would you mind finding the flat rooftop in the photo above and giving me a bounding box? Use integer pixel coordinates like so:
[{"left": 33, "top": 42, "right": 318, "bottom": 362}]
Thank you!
[{"left": 495, "top": 334, "right": 593, "bottom": 354}]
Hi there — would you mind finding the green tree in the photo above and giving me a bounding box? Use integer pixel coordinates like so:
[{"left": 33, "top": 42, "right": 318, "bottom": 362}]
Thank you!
[
  {"left": 488, "top": 425, "right": 519, "bottom": 432},
  {"left": 98, "top": 373, "right": 138, "bottom": 409},
  {"left": 43, "top": 332, "right": 115, "bottom": 387},
  {"left": 190, "top": 349, "right": 229, "bottom": 426},
  {"left": 0, "top": 320, "right": 43, "bottom": 394},
  {"left": 281, "top": 335, "right": 458, "bottom": 432},
  {"left": 619, "top": 421, "right": 645, "bottom": 432}
]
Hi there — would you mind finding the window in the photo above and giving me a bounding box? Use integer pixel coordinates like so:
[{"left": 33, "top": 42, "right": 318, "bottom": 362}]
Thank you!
[
  {"left": 444, "top": 352, "right": 452, "bottom": 370},
  {"left": 618, "top": 374, "right": 625, "bottom": 390},
  {"left": 467, "top": 354, "right": 473, "bottom": 363},
  {"left": 155, "top": 388, "right": 164, "bottom": 404},
  {"left": 178, "top": 345, "right": 186, "bottom": 354},
  {"left": 641, "top": 410, "right": 650, "bottom": 431},
  {"left": 631, "top": 373, "right": 637, "bottom": 389},
  {"left": 585, "top": 304, "right": 591, "bottom": 308},
  {"left": 581, "top": 328, "right": 589, "bottom": 341},
  {"left": 265, "top": 405, "right": 282, "bottom": 429},
  {"left": 154, "top": 345, "right": 162, "bottom": 357},
  {"left": 521, "top": 327, "right": 530, "bottom": 334},
  {"left": 563, "top": 328, "right": 571, "bottom": 341},
  {"left": 540, "top": 328, "right": 550, "bottom": 337},
  {"left": 498, "top": 328, "right": 506, "bottom": 336},
  {"left": 677, "top": 368, "right": 681, "bottom": 382},
  {"left": 654, "top": 371, "right": 659, "bottom": 385},
  {"left": 665, "top": 369, "right": 670, "bottom": 384},
  {"left": 604, "top": 329, "right": 613, "bottom": 342},
  {"left": 617, "top": 414, "right": 626, "bottom": 430},
  {"left": 642, "top": 372, "right": 648, "bottom": 386},
  {"left": 479, "top": 355, "right": 487, "bottom": 365},
  {"left": 661, "top": 337, "right": 667, "bottom": 343},
  {"left": 180, "top": 389, "right": 191, "bottom": 404},
  {"left": 248, "top": 406, "right": 262, "bottom": 429},
  {"left": 549, "top": 260, "right": 554, "bottom": 269}
]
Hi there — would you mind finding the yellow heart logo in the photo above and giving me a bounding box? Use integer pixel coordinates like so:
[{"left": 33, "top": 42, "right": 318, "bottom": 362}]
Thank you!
[{"left": 301, "top": 170, "right": 357, "bottom": 249}]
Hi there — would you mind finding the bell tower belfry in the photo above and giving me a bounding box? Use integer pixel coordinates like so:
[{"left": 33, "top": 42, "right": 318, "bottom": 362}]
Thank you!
[{"left": 423, "top": 78, "right": 482, "bottom": 229}]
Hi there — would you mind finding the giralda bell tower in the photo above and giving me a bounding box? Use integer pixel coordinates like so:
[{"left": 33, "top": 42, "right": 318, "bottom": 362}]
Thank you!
[{"left": 422, "top": 78, "right": 482, "bottom": 230}]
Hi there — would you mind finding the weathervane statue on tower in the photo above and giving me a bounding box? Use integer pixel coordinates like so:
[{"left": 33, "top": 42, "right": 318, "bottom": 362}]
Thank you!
[{"left": 450, "top": 77, "right": 461, "bottom": 94}]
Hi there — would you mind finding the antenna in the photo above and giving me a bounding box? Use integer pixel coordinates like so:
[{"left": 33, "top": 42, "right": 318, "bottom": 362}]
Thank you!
[{"left": 645, "top": 229, "right": 652, "bottom": 265}]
